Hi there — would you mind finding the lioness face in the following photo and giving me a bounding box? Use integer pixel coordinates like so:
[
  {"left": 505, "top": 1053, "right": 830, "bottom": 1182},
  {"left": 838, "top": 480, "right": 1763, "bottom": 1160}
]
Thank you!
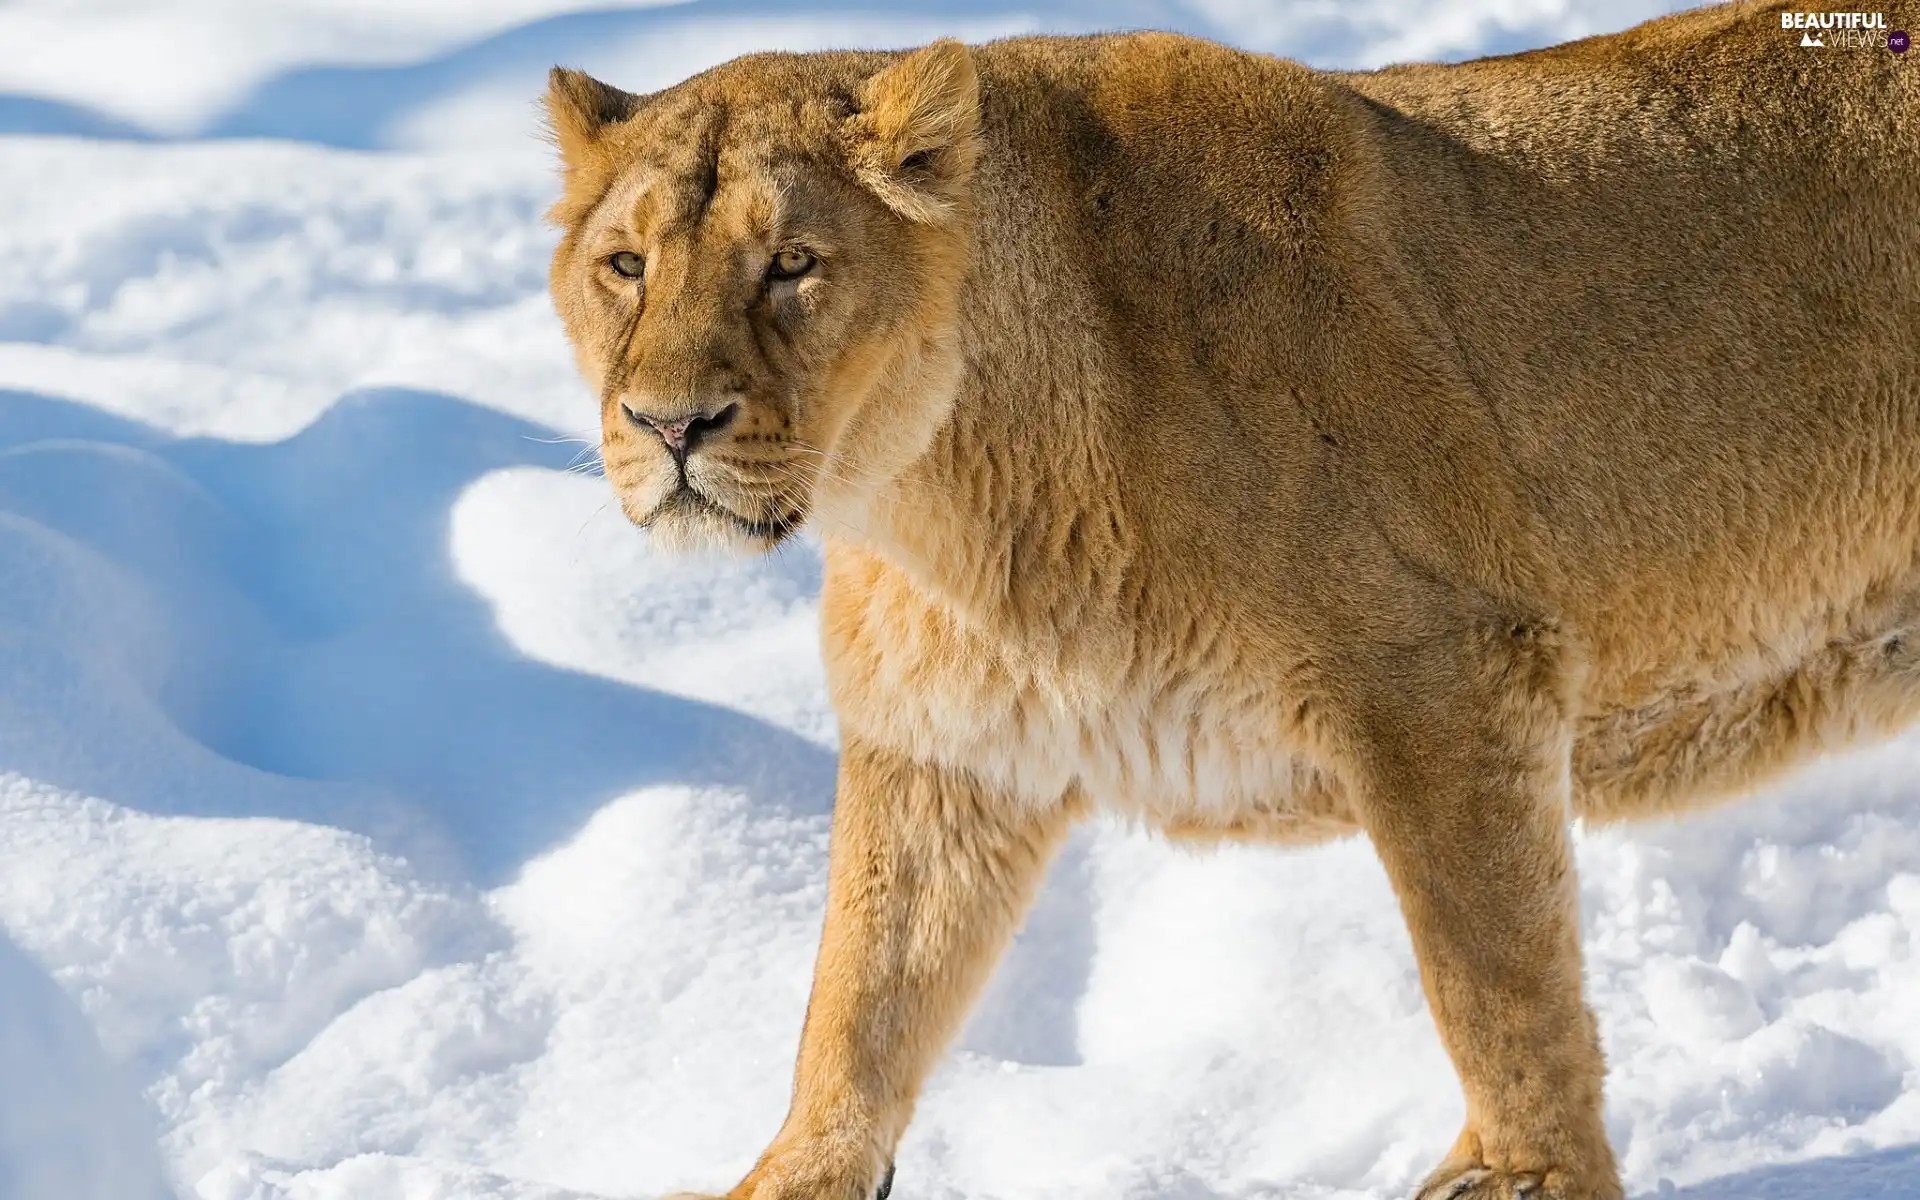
[{"left": 544, "top": 45, "right": 980, "bottom": 553}]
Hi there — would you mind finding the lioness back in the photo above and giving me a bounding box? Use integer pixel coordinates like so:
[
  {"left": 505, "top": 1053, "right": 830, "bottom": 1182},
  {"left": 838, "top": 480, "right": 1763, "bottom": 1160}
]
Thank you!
[
  {"left": 948, "top": 7, "right": 1918, "bottom": 717},
  {"left": 1344, "top": 3, "right": 1920, "bottom": 705}
]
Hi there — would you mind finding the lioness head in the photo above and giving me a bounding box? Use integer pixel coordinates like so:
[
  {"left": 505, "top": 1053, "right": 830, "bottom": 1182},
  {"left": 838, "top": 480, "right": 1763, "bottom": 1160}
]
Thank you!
[{"left": 544, "top": 41, "right": 981, "bottom": 553}]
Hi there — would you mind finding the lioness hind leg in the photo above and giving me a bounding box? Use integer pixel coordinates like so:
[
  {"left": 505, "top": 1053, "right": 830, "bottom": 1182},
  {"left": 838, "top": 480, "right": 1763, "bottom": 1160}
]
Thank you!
[
  {"left": 1575, "top": 609, "right": 1920, "bottom": 822},
  {"left": 1338, "top": 616, "right": 1621, "bottom": 1200}
]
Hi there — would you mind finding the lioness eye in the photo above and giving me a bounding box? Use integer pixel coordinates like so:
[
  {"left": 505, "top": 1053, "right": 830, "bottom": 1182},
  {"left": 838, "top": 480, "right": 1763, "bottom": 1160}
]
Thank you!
[
  {"left": 607, "top": 251, "right": 644, "bottom": 279},
  {"left": 768, "top": 249, "right": 816, "bottom": 282}
]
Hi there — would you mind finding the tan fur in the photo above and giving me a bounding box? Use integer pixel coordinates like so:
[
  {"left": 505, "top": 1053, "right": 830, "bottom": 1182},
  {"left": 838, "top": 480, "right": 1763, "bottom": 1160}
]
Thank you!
[{"left": 542, "top": 6, "right": 1920, "bottom": 1197}]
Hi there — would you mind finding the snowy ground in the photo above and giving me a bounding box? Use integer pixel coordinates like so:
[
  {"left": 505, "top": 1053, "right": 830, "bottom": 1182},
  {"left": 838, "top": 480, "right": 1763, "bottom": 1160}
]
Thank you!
[{"left": 1, "top": 2, "right": 1917, "bottom": 1198}]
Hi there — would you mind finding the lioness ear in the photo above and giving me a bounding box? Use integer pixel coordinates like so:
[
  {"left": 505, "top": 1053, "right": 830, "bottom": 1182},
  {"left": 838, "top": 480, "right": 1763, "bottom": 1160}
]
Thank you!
[
  {"left": 544, "top": 66, "right": 640, "bottom": 173},
  {"left": 848, "top": 40, "right": 980, "bottom": 224}
]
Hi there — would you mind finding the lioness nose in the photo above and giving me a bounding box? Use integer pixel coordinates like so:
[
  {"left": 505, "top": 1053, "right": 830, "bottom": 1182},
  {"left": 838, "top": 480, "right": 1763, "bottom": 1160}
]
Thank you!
[{"left": 623, "top": 401, "right": 739, "bottom": 458}]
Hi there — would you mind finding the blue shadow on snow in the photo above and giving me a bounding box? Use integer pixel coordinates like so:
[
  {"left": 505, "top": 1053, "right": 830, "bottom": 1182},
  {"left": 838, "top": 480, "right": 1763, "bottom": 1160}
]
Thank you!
[
  {"left": 0, "top": 387, "right": 835, "bottom": 885},
  {"left": 0, "top": 0, "right": 1158, "bottom": 146},
  {"left": 1641, "top": 1141, "right": 1920, "bottom": 1198}
]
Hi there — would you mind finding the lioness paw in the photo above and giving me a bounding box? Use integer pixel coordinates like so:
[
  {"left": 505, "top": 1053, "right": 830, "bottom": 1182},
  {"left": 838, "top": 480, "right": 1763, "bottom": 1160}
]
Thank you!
[{"left": 1413, "top": 1157, "right": 1623, "bottom": 1200}]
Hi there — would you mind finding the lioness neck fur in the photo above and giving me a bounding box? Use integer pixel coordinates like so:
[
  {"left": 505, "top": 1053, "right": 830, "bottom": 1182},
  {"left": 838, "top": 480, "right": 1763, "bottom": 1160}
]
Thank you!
[{"left": 543, "top": 3, "right": 1920, "bottom": 1197}]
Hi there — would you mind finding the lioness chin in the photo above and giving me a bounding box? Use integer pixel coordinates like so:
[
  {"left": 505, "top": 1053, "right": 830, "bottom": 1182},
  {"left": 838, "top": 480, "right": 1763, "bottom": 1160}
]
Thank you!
[{"left": 542, "top": 3, "right": 1919, "bottom": 1196}]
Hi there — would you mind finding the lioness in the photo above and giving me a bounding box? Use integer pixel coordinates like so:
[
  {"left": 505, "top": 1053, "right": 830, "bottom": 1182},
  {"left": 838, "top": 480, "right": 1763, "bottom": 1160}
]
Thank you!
[{"left": 542, "top": 2, "right": 1918, "bottom": 1196}]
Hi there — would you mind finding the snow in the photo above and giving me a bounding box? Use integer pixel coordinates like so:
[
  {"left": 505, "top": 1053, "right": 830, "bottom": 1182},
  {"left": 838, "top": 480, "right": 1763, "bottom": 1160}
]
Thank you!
[{"left": 0, "top": 2, "right": 1916, "bottom": 1198}]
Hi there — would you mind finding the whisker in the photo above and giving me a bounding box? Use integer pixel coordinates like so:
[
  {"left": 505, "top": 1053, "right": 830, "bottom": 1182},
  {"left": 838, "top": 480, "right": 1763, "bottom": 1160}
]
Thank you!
[
  {"left": 569, "top": 500, "right": 615, "bottom": 566},
  {"left": 764, "top": 465, "right": 872, "bottom": 545},
  {"left": 524, "top": 428, "right": 602, "bottom": 447},
  {"left": 788, "top": 440, "right": 938, "bottom": 498},
  {"left": 775, "top": 444, "right": 933, "bottom": 504},
  {"left": 756, "top": 466, "right": 911, "bottom": 531}
]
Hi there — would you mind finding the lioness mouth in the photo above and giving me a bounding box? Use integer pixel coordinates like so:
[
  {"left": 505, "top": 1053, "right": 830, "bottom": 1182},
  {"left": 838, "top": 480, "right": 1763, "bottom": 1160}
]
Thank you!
[{"left": 653, "top": 484, "right": 802, "bottom": 544}]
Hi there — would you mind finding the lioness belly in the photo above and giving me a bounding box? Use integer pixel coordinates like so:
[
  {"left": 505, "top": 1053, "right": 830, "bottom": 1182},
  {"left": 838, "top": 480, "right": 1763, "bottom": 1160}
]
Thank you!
[
  {"left": 1572, "top": 570, "right": 1920, "bottom": 822},
  {"left": 882, "top": 673, "right": 1351, "bottom": 834},
  {"left": 824, "top": 554, "right": 1351, "bottom": 833},
  {"left": 972, "top": 681, "right": 1337, "bottom": 819}
]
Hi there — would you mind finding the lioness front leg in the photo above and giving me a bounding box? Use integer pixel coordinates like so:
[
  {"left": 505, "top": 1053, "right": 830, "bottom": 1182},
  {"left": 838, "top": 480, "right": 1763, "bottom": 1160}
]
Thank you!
[
  {"left": 694, "top": 740, "right": 1076, "bottom": 1200},
  {"left": 1344, "top": 621, "right": 1621, "bottom": 1200}
]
